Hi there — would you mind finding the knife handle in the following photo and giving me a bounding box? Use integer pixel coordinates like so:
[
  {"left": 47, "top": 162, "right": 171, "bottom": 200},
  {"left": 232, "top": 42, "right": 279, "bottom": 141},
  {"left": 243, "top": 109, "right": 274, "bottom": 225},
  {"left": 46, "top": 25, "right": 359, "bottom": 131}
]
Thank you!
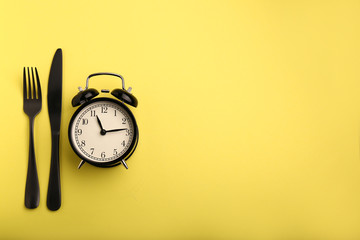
[{"left": 47, "top": 133, "right": 61, "bottom": 211}]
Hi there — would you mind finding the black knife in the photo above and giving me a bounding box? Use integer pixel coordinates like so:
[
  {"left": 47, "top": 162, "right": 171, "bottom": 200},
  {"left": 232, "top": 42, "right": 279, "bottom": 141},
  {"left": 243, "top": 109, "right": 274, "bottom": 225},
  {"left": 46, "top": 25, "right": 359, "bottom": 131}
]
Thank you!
[{"left": 47, "top": 48, "right": 62, "bottom": 211}]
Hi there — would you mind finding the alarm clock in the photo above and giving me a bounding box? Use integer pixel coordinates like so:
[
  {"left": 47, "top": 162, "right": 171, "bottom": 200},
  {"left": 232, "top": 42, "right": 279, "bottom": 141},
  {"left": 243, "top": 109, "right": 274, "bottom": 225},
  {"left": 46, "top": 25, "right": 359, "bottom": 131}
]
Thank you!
[{"left": 68, "top": 72, "right": 139, "bottom": 169}]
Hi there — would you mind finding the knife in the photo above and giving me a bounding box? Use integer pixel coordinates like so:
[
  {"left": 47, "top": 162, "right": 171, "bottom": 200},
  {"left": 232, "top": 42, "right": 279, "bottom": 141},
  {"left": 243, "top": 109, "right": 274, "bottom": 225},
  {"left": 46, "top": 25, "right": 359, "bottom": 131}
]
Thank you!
[{"left": 47, "top": 48, "right": 62, "bottom": 211}]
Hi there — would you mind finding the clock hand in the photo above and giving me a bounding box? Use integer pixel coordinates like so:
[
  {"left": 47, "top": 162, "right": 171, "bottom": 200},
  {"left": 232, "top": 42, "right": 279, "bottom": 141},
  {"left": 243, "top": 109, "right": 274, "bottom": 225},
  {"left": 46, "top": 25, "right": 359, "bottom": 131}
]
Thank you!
[
  {"left": 96, "top": 115, "right": 107, "bottom": 135},
  {"left": 96, "top": 115, "right": 104, "bottom": 129},
  {"left": 105, "top": 128, "right": 127, "bottom": 133}
]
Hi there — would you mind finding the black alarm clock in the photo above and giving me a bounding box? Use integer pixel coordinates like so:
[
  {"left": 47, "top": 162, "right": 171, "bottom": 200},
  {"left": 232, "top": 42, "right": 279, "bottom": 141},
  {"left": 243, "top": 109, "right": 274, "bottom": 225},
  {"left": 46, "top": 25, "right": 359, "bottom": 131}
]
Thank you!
[{"left": 68, "top": 72, "right": 139, "bottom": 169}]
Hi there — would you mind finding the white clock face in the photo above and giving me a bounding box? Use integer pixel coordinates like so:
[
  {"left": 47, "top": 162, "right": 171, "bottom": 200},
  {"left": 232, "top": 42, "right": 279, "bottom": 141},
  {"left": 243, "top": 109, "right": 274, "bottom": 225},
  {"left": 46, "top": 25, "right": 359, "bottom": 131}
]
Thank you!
[{"left": 70, "top": 100, "right": 135, "bottom": 163}]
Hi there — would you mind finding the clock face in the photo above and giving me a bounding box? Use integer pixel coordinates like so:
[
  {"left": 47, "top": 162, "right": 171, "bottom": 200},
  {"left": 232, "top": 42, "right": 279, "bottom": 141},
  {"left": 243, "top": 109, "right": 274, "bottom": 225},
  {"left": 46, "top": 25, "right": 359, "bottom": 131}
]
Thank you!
[{"left": 69, "top": 98, "right": 136, "bottom": 164}]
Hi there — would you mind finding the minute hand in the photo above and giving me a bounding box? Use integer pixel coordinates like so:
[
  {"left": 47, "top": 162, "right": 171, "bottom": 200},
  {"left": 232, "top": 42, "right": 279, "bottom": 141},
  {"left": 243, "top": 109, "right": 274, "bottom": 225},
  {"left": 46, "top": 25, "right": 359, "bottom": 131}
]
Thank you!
[{"left": 105, "top": 128, "right": 127, "bottom": 133}]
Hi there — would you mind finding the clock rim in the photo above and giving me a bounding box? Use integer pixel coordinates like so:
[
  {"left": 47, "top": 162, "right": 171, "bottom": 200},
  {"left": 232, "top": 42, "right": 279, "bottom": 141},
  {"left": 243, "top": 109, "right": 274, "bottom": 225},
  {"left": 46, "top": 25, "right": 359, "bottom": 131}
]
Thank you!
[{"left": 68, "top": 97, "right": 139, "bottom": 167}]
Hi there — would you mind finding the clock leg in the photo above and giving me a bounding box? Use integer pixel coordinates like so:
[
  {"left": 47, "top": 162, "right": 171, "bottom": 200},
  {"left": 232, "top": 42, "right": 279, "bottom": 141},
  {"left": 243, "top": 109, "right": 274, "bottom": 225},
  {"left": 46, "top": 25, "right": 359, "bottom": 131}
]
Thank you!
[
  {"left": 77, "top": 160, "right": 85, "bottom": 169},
  {"left": 121, "top": 160, "right": 128, "bottom": 169}
]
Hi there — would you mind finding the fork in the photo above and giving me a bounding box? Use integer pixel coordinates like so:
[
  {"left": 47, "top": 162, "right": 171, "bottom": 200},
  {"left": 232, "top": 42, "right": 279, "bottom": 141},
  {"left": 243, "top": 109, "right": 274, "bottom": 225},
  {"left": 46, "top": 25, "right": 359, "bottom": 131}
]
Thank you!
[{"left": 23, "top": 67, "right": 42, "bottom": 209}]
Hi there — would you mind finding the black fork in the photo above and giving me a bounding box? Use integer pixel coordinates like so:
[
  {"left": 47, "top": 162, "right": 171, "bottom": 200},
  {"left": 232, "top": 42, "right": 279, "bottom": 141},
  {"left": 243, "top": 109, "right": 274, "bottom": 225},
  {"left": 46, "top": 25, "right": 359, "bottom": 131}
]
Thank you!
[{"left": 23, "top": 67, "right": 42, "bottom": 209}]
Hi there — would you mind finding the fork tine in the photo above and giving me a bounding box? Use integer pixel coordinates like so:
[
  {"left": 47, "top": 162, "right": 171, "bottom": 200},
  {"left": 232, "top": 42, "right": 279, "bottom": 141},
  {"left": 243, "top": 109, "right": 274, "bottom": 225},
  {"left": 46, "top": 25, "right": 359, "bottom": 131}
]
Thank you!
[
  {"left": 35, "top": 67, "right": 41, "bottom": 100},
  {"left": 27, "top": 67, "right": 31, "bottom": 99},
  {"left": 23, "top": 67, "right": 27, "bottom": 99},
  {"left": 31, "top": 67, "right": 36, "bottom": 99}
]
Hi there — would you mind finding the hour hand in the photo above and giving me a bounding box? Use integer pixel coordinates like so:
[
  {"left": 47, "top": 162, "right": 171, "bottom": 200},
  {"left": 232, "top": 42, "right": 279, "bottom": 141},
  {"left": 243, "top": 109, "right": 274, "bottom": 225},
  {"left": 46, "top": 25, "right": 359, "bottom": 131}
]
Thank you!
[
  {"left": 96, "top": 115, "right": 105, "bottom": 130},
  {"left": 96, "top": 115, "right": 107, "bottom": 135}
]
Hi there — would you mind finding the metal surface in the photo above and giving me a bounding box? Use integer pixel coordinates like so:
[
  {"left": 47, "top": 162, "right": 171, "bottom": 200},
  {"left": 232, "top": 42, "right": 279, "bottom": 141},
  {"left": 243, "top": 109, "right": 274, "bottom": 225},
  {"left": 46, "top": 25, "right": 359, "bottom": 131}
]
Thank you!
[
  {"left": 47, "top": 49, "right": 62, "bottom": 134},
  {"left": 47, "top": 48, "right": 62, "bottom": 211},
  {"left": 85, "top": 72, "right": 126, "bottom": 90},
  {"left": 121, "top": 160, "right": 128, "bottom": 169},
  {"left": 23, "top": 67, "right": 42, "bottom": 209}
]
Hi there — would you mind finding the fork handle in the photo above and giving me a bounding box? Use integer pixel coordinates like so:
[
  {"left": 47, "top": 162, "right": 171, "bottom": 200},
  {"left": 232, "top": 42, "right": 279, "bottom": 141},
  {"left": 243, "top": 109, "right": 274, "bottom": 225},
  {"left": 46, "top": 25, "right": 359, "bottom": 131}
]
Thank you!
[
  {"left": 47, "top": 133, "right": 61, "bottom": 211},
  {"left": 25, "top": 118, "right": 40, "bottom": 209}
]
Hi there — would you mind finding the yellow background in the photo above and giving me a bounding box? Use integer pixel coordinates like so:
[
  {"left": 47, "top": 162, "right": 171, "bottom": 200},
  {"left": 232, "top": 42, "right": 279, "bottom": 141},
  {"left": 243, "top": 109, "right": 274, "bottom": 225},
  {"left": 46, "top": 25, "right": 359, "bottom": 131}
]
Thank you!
[{"left": 1, "top": 0, "right": 360, "bottom": 239}]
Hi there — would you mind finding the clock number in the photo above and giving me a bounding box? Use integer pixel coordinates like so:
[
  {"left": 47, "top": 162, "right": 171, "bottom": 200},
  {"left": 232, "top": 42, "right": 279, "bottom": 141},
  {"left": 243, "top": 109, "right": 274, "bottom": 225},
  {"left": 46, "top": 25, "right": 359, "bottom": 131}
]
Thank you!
[
  {"left": 81, "top": 140, "right": 86, "bottom": 147},
  {"left": 90, "top": 110, "right": 96, "bottom": 117},
  {"left": 121, "top": 140, "right": 126, "bottom": 147},
  {"left": 113, "top": 149, "right": 118, "bottom": 155},
  {"left": 82, "top": 119, "right": 88, "bottom": 125},
  {"left": 126, "top": 129, "right": 130, "bottom": 136},
  {"left": 114, "top": 110, "right": 117, "bottom": 116},
  {"left": 90, "top": 148, "right": 94, "bottom": 155},
  {"left": 101, "top": 152, "right": 106, "bottom": 158},
  {"left": 101, "top": 106, "right": 108, "bottom": 113},
  {"left": 122, "top": 118, "right": 127, "bottom": 124},
  {"left": 77, "top": 129, "right": 83, "bottom": 135}
]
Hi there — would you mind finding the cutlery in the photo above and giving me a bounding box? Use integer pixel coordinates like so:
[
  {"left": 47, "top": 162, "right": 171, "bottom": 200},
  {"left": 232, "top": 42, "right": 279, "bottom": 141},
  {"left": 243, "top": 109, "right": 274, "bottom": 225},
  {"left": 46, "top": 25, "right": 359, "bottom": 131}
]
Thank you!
[
  {"left": 23, "top": 67, "right": 41, "bottom": 209},
  {"left": 47, "top": 48, "right": 62, "bottom": 211}
]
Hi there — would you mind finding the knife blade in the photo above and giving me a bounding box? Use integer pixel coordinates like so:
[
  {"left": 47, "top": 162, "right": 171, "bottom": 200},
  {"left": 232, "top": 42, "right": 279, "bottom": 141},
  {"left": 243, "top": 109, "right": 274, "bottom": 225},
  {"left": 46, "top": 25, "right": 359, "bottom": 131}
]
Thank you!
[{"left": 47, "top": 48, "right": 62, "bottom": 211}]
